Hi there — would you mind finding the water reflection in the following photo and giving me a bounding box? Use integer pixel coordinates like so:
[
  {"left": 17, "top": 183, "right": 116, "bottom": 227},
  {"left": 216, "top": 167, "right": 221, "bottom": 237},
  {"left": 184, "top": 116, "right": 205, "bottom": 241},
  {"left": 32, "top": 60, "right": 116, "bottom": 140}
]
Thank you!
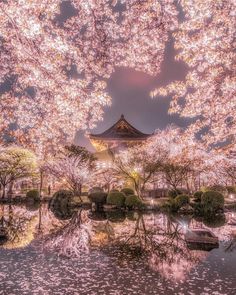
[{"left": 0, "top": 204, "right": 236, "bottom": 294}]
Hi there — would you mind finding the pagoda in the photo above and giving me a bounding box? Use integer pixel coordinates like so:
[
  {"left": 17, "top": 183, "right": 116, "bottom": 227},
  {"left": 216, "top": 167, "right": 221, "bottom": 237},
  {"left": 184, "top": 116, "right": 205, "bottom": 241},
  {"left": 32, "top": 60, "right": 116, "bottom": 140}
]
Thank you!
[{"left": 89, "top": 114, "right": 152, "bottom": 152}]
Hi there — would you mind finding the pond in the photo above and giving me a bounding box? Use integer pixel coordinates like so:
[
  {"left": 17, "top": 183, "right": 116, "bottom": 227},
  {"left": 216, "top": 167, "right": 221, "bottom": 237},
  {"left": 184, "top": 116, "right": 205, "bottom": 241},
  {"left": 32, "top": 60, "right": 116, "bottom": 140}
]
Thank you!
[{"left": 0, "top": 204, "right": 235, "bottom": 295}]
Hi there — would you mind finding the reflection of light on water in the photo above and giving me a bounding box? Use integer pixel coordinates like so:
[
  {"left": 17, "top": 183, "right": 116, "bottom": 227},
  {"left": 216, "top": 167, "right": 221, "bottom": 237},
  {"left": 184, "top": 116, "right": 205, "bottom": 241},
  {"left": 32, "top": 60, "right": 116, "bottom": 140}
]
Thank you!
[
  {"left": 179, "top": 221, "right": 188, "bottom": 233},
  {"left": 229, "top": 194, "right": 235, "bottom": 200}
]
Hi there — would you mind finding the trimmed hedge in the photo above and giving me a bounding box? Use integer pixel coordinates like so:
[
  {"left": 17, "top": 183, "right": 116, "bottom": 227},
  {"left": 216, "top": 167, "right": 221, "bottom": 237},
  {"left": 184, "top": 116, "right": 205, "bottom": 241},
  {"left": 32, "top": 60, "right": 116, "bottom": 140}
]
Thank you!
[
  {"left": 163, "top": 194, "right": 190, "bottom": 213},
  {"left": 125, "top": 195, "right": 142, "bottom": 209},
  {"left": 88, "top": 192, "right": 107, "bottom": 205},
  {"left": 168, "top": 189, "right": 182, "bottom": 199},
  {"left": 201, "top": 190, "right": 224, "bottom": 214},
  {"left": 88, "top": 187, "right": 104, "bottom": 195},
  {"left": 193, "top": 191, "right": 203, "bottom": 202},
  {"left": 121, "top": 188, "right": 135, "bottom": 196},
  {"left": 107, "top": 192, "right": 126, "bottom": 207},
  {"left": 163, "top": 198, "right": 179, "bottom": 213},
  {"left": 204, "top": 185, "right": 227, "bottom": 196},
  {"left": 175, "top": 194, "right": 190, "bottom": 207},
  {"left": 26, "top": 189, "right": 40, "bottom": 200}
]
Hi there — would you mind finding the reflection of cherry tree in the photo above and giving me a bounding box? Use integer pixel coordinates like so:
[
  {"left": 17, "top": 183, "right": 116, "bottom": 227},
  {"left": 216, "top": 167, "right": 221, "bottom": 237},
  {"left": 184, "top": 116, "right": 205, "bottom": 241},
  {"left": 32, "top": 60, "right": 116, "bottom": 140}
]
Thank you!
[
  {"left": 43, "top": 210, "right": 91, "bottom": 258},
  {"left": 0, "top": 205, "right": 38, "bottom": 249},
  {"left": 107, "top": 214, "right": 209, "bottom": 282}
]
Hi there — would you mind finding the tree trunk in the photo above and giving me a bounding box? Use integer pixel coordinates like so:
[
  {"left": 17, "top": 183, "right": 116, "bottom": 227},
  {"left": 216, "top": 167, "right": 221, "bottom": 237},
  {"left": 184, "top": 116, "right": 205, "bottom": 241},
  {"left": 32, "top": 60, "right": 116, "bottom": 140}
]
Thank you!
[
  {"left": 39, "top": 170, "right": 43, "bottom": 200},
  {"left": 7, "top": 182, "right": 14, "bottom": 199},
  {"left": 38, "top": 204, "right": 42, "bottom": 231},
  {"left": 1, "top": 185, "right": 6, "bottom": 199}
]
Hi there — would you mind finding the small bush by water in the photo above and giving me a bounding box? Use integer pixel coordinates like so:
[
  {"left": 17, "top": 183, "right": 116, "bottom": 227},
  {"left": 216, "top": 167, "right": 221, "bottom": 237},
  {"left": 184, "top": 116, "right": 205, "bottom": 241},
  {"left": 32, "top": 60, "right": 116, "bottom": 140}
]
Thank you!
[
  {"left": 168, "top": 189, "right": 183, "bottom": 199},
  {"left": 26, "top": 189, "right": 40, "bottom": 200},
  {"left": 107, "top": 192, "right": 126, "bottom": 208},
  {"left": 201, "top": 190, "right": 224, "bottom": 214},
  {"left": 193, "top": 191, "right": 203, "bottom": 202},
  {"left": 88, "top": 192, "right": 107, "bottom": 205},
  {"left": 163, "top": 194, "right": 190, "bottom": 213},
  {"left": 88, "top": 187, "right": 104, "bottom": 195},
  {"left": 175, "top": 194, "right": 190, "bottom": 207},
  {"left": 125, "top": 195, "right": 143, "bottom": 209},
  {"left": 121, "top": 188, "right": 135, "bottom": 196}
]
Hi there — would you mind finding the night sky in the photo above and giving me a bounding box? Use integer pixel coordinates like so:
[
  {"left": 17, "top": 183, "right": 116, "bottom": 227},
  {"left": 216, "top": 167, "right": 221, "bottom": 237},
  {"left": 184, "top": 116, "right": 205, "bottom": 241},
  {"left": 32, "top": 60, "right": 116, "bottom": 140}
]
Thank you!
[
  {"left": 0, "top": 1, "right": 192, "bottom": 152},
  {"left": 76, "top": 36, "right": 190, "bottom": 151}
]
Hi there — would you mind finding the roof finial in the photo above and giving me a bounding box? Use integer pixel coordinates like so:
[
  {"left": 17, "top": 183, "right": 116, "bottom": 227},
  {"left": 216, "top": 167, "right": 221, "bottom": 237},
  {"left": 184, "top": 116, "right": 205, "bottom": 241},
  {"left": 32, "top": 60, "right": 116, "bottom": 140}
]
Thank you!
[{"left": 121, "top": 114, "right": 125, "bottom": 119}]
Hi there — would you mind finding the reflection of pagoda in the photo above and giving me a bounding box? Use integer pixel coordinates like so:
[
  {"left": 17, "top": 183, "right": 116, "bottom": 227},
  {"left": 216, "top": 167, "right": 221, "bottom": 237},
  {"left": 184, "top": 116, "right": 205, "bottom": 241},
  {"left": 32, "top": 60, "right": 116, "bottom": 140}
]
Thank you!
[{"left": 89, "top": 114, "right": 152, "bottom": 152}]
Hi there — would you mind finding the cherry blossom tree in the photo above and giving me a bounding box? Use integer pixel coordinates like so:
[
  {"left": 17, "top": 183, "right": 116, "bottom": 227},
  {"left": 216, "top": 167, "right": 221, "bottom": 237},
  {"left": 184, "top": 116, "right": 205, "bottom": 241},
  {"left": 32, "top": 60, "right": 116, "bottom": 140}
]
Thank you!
[
  {"left": 0, "top": 0, "right": 178, "bottom": 159},
  {"left": 44, "top": 154, "right": 92, "bottom": 198},
  {"left": 210, "top": 154, "right": 236, "bottom": 187},
  {"left": 0, "top": 146, "right": 37, "bottom": 198},
  {"left": 112, "top": 131, "right": 171, "bottom": 197},
  {"left": 90, "top": 167, "right": 119, "bottom": 193},
  {"left": 43, "top": 209, "right": 91, "bottom": 258},
  {"left": 152, "top": 0, "right": 236, "bottom": 149}
]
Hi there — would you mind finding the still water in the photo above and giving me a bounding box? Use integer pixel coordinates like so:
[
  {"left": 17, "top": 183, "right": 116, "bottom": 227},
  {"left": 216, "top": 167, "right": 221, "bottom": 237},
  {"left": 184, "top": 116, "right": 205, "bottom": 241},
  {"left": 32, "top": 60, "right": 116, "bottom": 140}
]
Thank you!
[{"left": 0, "top": 204, "right": 235, "bottom": 295}]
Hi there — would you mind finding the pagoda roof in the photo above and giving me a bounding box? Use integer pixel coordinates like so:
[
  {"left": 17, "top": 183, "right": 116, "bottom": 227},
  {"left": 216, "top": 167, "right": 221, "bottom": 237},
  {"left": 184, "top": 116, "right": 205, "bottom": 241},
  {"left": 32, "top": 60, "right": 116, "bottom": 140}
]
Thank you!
[{"left": 89, "top": 114, "right": 152, "bottom": 141}]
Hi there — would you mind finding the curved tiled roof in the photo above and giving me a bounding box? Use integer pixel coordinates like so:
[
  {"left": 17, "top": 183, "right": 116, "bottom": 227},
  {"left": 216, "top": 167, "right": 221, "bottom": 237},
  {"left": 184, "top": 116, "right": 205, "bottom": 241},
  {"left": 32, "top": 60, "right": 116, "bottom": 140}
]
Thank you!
[{"left": 89, "top": 114, "right": 152, "bottom": 141}]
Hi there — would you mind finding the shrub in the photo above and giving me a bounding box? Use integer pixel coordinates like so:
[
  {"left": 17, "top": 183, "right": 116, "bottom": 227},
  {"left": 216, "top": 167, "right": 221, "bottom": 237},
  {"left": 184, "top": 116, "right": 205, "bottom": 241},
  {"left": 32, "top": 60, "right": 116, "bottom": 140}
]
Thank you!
[
  {"left": 26, "top": 189, "right": 40, "bottom": 200},
  {"left": 201, "top": 190, "right": 224, "bottom": 214},
  {"left": 168, "top": 189, "right": 182, "bottom": 199},
  {"left": 50, "top": 190, "right": 74, "bottom": 220},
  {"left": 88, "top": 192, "right": 107, "bottom": 205},
  {"left": 175, "top": 194, "right": 190, "bottom": 207},
  {"left": 162, "top": 198, "right": 179, "bottom": 213},
  {"left": 191, "top": 202, "right": 204, "bottom": 215},
  {"left": 107, "top": 192, "right": 126, "bottom": 207},
  {"left": 193, "top": 191, "right": 203, "bottom": 202},
  {"left": 125, "top": 195, "right": 143, "bottom": 209},
  {"left": 88, "top": 187, "right": 104, "bottom": 195},
  {"left": 205, "top": 185, "right": 227, "bottom": 196},
  {"left": 162, "top": 194, "right": 189, "bottom": 213},
  {"left": 52, "top": 190, "right": 73, "bottom": 201},
  {"left": 121, "top": 188, "right": 135, "bottom": 196}
]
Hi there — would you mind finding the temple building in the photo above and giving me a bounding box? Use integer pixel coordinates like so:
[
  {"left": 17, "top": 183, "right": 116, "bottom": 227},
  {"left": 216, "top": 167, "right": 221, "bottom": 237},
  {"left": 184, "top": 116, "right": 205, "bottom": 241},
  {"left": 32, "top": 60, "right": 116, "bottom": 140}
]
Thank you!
[
  {"left": 89, "top": 114, "right": 152, "bottom": 152},
  {"left": 89, "top": 114, "right": 153, "bottom": 168}
]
